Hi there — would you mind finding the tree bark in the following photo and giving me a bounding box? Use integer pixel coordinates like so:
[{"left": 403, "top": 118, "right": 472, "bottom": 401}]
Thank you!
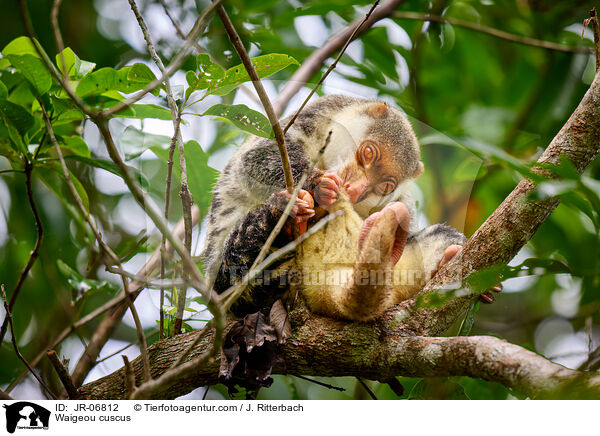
[{"left": 78, "top": 306, "right": 600, "bottom": 399}]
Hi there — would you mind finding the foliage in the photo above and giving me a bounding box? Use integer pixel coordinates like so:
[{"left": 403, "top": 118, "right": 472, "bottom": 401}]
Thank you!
[{"left": 0, "top": 0, "right": 599, "bottom": 400}]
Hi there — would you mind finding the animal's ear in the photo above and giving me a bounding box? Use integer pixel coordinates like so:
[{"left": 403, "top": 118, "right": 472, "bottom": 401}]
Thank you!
[
  {"left": 366, "top": 102, "right": 388, "bottom": 118},
  {"left": 413, "top": 161, "right": 424, "bottom": 178}
]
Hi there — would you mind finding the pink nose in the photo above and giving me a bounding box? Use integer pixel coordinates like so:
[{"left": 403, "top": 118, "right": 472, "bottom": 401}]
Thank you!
[{"left": 345, "top": 182, "right": 368, "bottom": 203}]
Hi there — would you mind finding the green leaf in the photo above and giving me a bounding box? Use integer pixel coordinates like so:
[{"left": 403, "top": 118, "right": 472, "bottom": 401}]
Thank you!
[
  {"left": 202, "top": 103, "right": 273, "bottom": 139},
  {"left": 2, "top": 36, "right": 40, "bottom": 57},
  {"left": 0, "top": 99, "right": 34, "bottom": 135},
  {"left": 62, "top": 136, "right": 91, "bottom": 157},
  {"left": 63, "top": 154, "right": 148, "bottom": 188},
  {"left": 55, "top": 47, "right": 96, "bottom": 79},
  {"left": 57, "top": 259, "right": 118, "bottom": 303},
  {"left": 119, "top": 125, "right": 171, "bottom": 160},
  {"left": 76, "top": 63, "right": 158, "bottom": 98},
  {"left": 197, "top": 54, "right": 226, "bottom": 80},
  {"left": 151, "top": 140, "right": 218, "bottom": 216},
  {"left": 0, "top": 81, "right": 7, "bottom": 99},
  {"left": 4, "top": 54, "right": 52, "bottom": 95},
  {"left": 112, "top": 104, "right": 173, "bottom": 121},
  {"left": 457, "top": 301, "right": 479, "bottom": 336},
  {"left": 214, "top": 54, "right": 298, "bottom": 97},
  {"left": 37, "top": 161, "right": 89, "bottom": 212},
  {"left": 186, "top": 54, "right": 298, "bottom": 99}
]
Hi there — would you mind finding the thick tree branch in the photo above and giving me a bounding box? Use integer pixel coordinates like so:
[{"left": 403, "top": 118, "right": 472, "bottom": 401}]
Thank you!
[{"left": 78, "top": 307, "right": 600, "bottom": 400}]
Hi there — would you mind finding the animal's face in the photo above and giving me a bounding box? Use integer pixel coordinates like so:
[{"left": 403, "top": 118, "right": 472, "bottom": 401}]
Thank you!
[{"left": 337, "top": 138, "right": 424, "bottom": 208}]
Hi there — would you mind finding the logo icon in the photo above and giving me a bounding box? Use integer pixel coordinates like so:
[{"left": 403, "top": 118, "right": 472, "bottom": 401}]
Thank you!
[{"left": 3, "top": 402, "right": 50, "bottom": 433}]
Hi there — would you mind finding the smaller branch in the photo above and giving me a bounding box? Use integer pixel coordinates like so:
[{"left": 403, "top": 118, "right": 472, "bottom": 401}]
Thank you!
[
  {"left": 294, "top": 375, "right": 345, "bottom": 392},
  {"left": 95, "top": 342, "right": 136, "bottom": 365},
  {"left": 6, "top": 289, "right": 140, "bottom": 392},
  {"left": 0, "top": 157, "right": 44, "bottom": 345},
  {"left": 1, "top": 285, "right": 57, "bottom": 399},
  {"left": 46, "top": 350, "right": 79, "bottom": 399},
  {"left": 106, "top": 266, "right": 188, "bottom": 289},
  {"left": 158, "top": 0, "right": 260, "bottom": 104},
  {"left": 0, "top": 390, "right": 13, "bottom": 400},
  {"left": 103, "top": 0, "right": 225, "bottom": 118},
  {"left": 273, "top": 0, "right": 406, "bottom": 115},
  {"left": 283, "top": 1, "right": 380, "bottom": 134},
  {"left": 158, "top": 0, "right": 204, "bottom": 53},
  {"left": 585, "top": 8, "right": 600, "bottom": 71},
  {"left": 217, "top": 5, "right": 294, "bottom": 193},
  {"left": 160, "top": 113, "right": 181, "bottom": 337},
  {"left": 127, "top": 0, "right": 195, "bottom": 337},
  {"left": 50, "top": 0, "right": 68, "bottom": 85},
  {"left": 39, "top": 102, "right": 152, "bottom": 385},
  {"left": 395, "top": 12, "right": 595, "bottom": 54},
  {"left": 122, "top": 355, "right": 136, "bottom": 398}
]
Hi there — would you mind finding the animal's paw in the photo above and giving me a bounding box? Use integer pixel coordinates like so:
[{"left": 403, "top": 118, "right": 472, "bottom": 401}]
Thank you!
[
  {"left": 281, "top": 189, "right": 314, "bottom": 237},
  {"left": 434, "top": 245, "right": 502, "bottom": 303},
  {"left": 313, "top": 172, "right": 343, "bottom": 207},
  {"left": 358, "top": 202, "right": 410, "bottom": 265}
]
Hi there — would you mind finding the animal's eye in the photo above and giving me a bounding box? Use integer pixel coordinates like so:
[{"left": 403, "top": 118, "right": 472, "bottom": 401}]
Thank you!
[
  {"left": 359, "top": 141, "right": 379, "bottom": 167},
  {"left": 375, "top": 181, "right": 396, "bottom": 195}
]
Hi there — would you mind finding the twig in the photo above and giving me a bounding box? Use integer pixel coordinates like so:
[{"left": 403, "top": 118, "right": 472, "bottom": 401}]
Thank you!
[
  {"left": 46, "top": 350, "right": 79, "bottom": 399},
  {"left": 217, "top": 5, "right": 294, "bottom": 193},
  {"left": 160, "top": 114, "right": 181, "bottom": 338},
  {"left": 39, "top": 101, "right": 152, "bottom": 385},
  {"left": 283, "top": 1, "right": 380, "bottom": 134},
  {"left": 2, "top": 285, "right": 57, "bottom": 399},
  {"left": 127, "top": 0, "right": 194, "bottom": 336},
  {"left": 69, "top": 206, "right": 201, "bottom": 387},
  {"left": 6, "top": 289, "right": 148, "bottom": 392},
  {"left": 293, "top": 375, "right": 345, "bottom": 392},
  {"left": 19, "top": 0, "right": 222, "bottom": 119},
  {"left": 0, "top": 158, "right": 43, "bottom": 345},
  {"left": 122, "top": 355, "right": 136, "bottom": 398},
  {"left": 157, "top": 0, "right": 260, "bottom": 104},
  {"left": 51, "top": 0, "right": 67, "bottom": 84},
  {"left": 396, "top": 11, "right": 595, "bottom": 54},
  {"left": 103, "top": 0, "right": 225, "bottom": 118},
  {"left": 0, "top": 390, "right": 13, "bottom": 400},
  {"left": 273, "top": 0, "right": 406, "bottom": 115},
  {"left": 584, "top": 8, "right": 600, "bottom": 71},
  {"left": 158, "top": 0, "right": 204, "bottom": 53},
  {"left": 106, "top": 266, "right": 188, "bottom": 289},
  {"left": 356, "top": 377, "right": 378, "bottom": 400}
]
